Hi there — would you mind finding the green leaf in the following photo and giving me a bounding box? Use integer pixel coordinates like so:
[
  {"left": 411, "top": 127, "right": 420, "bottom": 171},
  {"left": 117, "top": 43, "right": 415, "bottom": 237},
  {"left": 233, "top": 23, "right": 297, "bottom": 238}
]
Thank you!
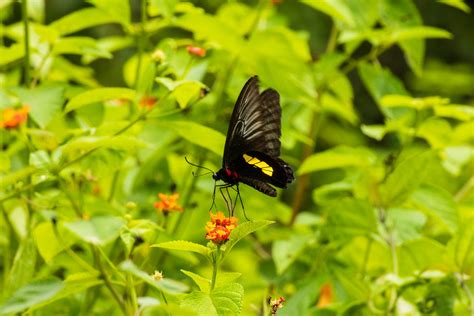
[
  {"left": 160, "top": 121, "right": 225, "bottom": 156},
  {"left": 272, "top": 234, "right": 309, "bottom": 274},
  {"left": 0, "top": 277, "right": 63, "bottom": 315},
  {"left": 11, "top": 85, "right": 65, "bottom": 128},
  {"left": 0, "top": 166, "right": 37, "bottom": 190},
  {"left": 3, "top": 236, "right": 37, "bottom": 298},
  {"left": 447, "top": 219, "right": 474, "bottom": 274},
  {"left": 358, "top": 62, "right": 410, "bottom": 119},
  {"left": 380, "top": 150, "right": 434, "bottom": 206},
  {"left": 0, "top": 43, "right": 24, "bottom": 66},
  {"left": 152, "top": 240, "right": 209, "bottom": 256},
  {"left": 313, "top": 181, "right": 353, "bottom": 205},
  {"left": 31, "top": 273, "right": 101, "bottom": 311},
  {"left": 173, "top": 81, "right": 204, "bottom": 109},
  {"left": 61, "top": 136, "right": 148, "bottom": 156},
  {"left": 63, "top": 216, "right": 125, "bottom": 245},
  {"left": 417, "top": 118, "right": 452, "bottom": 148},
  {"left": 411, "top": 184, "right": 459, "bottom": 233},
  {"left": 326, "top": 198, "right": 378, "bottom": 239},
  {"left": 53, "top": 37, "right": 112, "bottom": 59},
  {"left": 298, "top": 146, "right": 375, "bottom": 175},
  {"left": 33, "top": 221, "right": 72, "bottom": 262},
  {"left": 381, "top": 94, "right": 449, "bottom": 110},
  {"left": 176, "top": 13, "right": 244, "bottom": 52},
  {"left": 119, "top": 260, "right": 189, "bottom": 295},
  {"left": 49, "top": 8, "right": 117, "bottom": 35},
  {"left": 437, "top": 0, "right": 471, "bottom": 13},
  {"left": 65, "top": 87, "right": 136, "bottom": 112},
  {"left": 181, "top": 270, "right": 210, "bottom": 293},
  {"left": 180, "top": 283, "right": 244, "bottom": 316},
  {"left": 224, "top": 220, "right": 273, "bottom": 256},
  {"left": 89, "top": 0, "right": 131, "bottom": 27},
  {"left": 386, "top": 208, "right": 426, "bottom": 245},
  {"left": 379, "top": 0, "right": 425, "bottom": 75},
  {"left": 301, "top": 0, "right": 355, "bottom": 26},
  {"left": 398, "top": 238, "right": 447, "bottom": 276},
  {"left": 279, "top": 277, "right": 323, "bottom": 316},
  {"left": 391, "top": 26, "right": 452, "bottom": 42},
  {"left": 435, "top": 104, "right": 474, "bottom": 121}
]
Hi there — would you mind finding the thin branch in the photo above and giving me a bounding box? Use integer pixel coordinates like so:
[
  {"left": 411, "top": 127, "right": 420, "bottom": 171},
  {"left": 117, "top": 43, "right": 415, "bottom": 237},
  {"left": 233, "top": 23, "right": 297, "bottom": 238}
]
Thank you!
[{"left": 21, "top": 0, "right": 31, "bottom": 87}]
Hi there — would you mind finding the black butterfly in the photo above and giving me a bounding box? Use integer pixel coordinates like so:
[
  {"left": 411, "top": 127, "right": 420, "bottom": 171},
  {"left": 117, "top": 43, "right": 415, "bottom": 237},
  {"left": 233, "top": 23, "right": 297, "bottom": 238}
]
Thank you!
[{"left": 211, "top": 76, "right": 294, "bottom": 202}]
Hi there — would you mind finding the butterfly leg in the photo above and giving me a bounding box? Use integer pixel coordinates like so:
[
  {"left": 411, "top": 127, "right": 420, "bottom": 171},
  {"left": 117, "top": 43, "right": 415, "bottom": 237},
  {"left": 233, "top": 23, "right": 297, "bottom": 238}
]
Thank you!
[
  {"left": 209, "top": 181, "right": 217, "bottom": 212},
  {"left": 217, "top": 184, "right": 233, "bottom": 214}
]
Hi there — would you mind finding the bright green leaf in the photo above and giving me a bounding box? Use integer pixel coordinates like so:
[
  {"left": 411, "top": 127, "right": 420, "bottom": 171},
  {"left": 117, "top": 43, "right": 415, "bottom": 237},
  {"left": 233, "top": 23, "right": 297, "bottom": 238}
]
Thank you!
[
  {"left": 159, "top": 121, "right": 225, "bottom": 156},
  {"left": 11, "top": 85, "right": 65, "bottom": 128},
  {"left": 298, "top": 146, "right": 375, "bottom": 175},
  {"left": 49, "top": 8, "right": 117, "bottom": 35},
  {"left": 64, "top": 87, "right": 136, "bottom": 113},
  {"left": 151, "top": 240, "right": 209, "bottom": 256},
  {"left": 224, "top": 220, "right": 273, "bottom": 256},
  {"left": 63, "top": 216, "right": 125, "bottom": 245}
]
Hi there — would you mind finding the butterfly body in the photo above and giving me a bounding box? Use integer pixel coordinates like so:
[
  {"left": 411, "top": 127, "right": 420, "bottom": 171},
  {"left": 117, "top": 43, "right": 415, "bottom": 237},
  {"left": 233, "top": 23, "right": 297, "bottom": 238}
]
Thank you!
[{"left": 214, "top": 76, "right": 294, "bottom": 197}]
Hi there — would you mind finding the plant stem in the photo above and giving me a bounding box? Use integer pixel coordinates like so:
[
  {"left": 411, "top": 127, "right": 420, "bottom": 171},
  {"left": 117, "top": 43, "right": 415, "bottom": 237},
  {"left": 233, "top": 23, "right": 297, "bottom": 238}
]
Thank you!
[
  {"left": 92, "top": 246, "right": 127, "bottom": 315},
  {"left": 211, "top": 246, "right": 221, "bottom": 291},
  {"left": 21, "top": 0, "right": 31, "bottom": 87},
  {"left": 135, "top": 0, "right": 147, "bottom": 90}
]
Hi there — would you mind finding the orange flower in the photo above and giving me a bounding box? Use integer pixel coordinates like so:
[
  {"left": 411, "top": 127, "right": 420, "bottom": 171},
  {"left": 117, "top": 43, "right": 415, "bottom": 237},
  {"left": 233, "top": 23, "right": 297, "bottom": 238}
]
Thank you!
[
  {"left": 205, "top": 211, "right": 238, "bottom": 244},
  {"left": 154, "top": 193, "right": 183, "bottom": 212},
  {"left": 0, "top": 105, "right": 30, "bottom": 129},
  {"left": 186, "top": 45, "right": 206, "bottom": 57},
  {"left": 316, "top": 283, "right": 333, "bottom": 308},
  {"left": 139, "top": 96, "right": 157, "bottom": 109}
]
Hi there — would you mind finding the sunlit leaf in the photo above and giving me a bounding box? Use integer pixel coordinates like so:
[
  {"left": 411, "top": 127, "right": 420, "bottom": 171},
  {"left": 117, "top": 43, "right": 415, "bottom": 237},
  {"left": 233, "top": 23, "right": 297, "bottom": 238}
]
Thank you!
[
  {"left": 49, "top": 8, "right": 117, "bottom": 35},
  {"left": 224, "top": 220, "right": 273, "bottom": 256},
  {"left": 63, "top": 216, "right": 125, "bottom": 245},
  {"left": 298, "top": 146, "right": 375, "bottom": 175},
  {"left": 65, "top": 87, "right": 136, "bottom": 112},
  {"left": 159, "top": 121, "right": 225, "bottom": 156},
  {"left": 152, "top": 240, "right": 209, "bottom": 256}
]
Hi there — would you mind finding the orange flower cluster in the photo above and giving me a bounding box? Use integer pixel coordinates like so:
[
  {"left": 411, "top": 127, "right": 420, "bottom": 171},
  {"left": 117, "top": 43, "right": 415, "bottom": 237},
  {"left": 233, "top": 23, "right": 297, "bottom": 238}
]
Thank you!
[
  {"left": 205, "top": 211, "right": 238, "bottom": 244},
  {"left": 154, "top": 193, "right": 183, "bottom": 212},
  {"left": 186, "top": 45, "right": 206, "bottom": 57},
  {"left": 0, "top": 106, "right": 30, "bottom": 129}
]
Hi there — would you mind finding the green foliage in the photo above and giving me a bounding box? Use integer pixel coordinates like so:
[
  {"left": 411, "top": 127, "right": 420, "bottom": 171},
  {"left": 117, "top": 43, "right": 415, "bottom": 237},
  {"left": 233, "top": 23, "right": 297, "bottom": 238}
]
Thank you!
[{"left": 0, "top": 0, "right": 473, "bottom": 315}]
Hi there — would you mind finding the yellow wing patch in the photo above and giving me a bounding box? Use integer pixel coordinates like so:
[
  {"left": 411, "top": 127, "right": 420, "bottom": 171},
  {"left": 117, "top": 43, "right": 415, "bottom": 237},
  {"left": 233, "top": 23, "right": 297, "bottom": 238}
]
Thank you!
[{"left": 243, "top": 154, "right": 273, "bottom": 176}]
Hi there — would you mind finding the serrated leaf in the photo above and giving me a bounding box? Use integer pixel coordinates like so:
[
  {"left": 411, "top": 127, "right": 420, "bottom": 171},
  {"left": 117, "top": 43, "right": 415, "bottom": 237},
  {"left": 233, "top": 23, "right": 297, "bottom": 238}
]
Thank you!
[
  {"left": 62, "top": 216, "right": 125, "bottom": 245},
  {"left": 298, "top": 146, "right": 375, "bottom": 175},
  {"left": 447, "top": 219, "right": 474, "bottom": 275},
  {"left": 224, "top": 220, "right": 273, "bottom": 256},
  {"left": 119, "top": 260, "right": 189, "bottom": 295},
  {"left": 159, "top": 121, "right": 225, "bottom": 156},
  {"left": 65, "top": 88, "right": 136, "bottom": 112},
  {"left": 151, "top": 240, "right": 209, "bottom": 256},
  {"left": 180, "top": 283, "right": 244, "bottom": 316},
  {"left": 0, "top": 277, "right": 63, "bottom": 314}
]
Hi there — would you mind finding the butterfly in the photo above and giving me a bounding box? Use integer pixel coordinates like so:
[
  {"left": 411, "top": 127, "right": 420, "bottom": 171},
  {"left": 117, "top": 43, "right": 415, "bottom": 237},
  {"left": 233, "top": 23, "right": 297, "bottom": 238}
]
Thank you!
[{"left": 210, "top": 76, "right": 294, "bottom": 203}]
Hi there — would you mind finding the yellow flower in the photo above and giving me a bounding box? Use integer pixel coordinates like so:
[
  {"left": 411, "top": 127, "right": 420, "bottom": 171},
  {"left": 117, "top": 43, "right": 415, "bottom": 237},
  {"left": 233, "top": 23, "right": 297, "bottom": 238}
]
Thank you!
[{"left": 205, "top": 211, "right": 238, "bottom": 245}]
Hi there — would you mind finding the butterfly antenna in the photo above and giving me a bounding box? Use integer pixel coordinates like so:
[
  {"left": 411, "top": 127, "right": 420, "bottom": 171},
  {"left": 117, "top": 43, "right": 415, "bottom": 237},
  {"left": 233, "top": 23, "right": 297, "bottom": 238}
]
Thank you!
[{"left": 184, "top": 156, "right": 215, "bottom": 175}]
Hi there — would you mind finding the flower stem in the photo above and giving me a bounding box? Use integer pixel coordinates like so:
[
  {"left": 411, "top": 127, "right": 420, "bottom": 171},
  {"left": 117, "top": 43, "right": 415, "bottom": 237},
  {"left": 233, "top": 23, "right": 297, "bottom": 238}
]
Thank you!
[
  {"left": 21, "top": 0, "right": 31, "bottom": 87},
  {"left": 211, "top": 246, "right": 221, "bottom": 291}
]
